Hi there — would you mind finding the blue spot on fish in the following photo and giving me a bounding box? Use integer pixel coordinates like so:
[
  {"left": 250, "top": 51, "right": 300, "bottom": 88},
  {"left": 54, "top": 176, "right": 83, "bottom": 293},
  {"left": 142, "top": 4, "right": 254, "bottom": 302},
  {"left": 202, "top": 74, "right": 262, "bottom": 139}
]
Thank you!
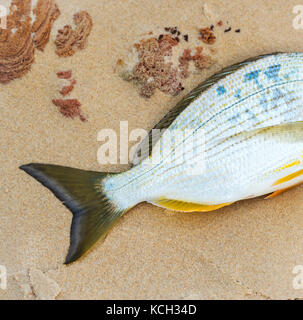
[
  {"left": 273, "top": 88, "right": 284, "bottom": 100},
  {"left": 264, "top": 64, "right": 281, "bottom": 82},
  {"left": 259, "top": 93, "right": 269, "bottom": 111},
  {"left": 245, "top": 70, "right": 259, "bottom": 81},
  {"left": 228, "top": 112, "right": 240, "bottom": 125},
  {"left": 283, "top": 69, "right": 295, "bottom": 81},
  {"left": 245, "top": 108, "right": 257, "bottom": 122},
  {"left": 244, "top": 70, "right": 262, "bottom": 89},
  {"left": 217, "top": 85, "right": 226, "bottom": 96},
  {"left": 234, "top": 89, "right": 242, "bottom": 99}
]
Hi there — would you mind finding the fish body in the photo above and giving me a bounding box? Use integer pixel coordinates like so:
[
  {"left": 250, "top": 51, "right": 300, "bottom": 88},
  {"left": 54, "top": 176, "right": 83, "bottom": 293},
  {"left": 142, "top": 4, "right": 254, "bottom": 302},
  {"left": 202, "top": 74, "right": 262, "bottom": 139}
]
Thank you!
[
  {"left": 20, "top": 52, "right": 303, "bottom": 263},
  {"left": 104, "top": 52, "right": 303, "bottom": 209}
]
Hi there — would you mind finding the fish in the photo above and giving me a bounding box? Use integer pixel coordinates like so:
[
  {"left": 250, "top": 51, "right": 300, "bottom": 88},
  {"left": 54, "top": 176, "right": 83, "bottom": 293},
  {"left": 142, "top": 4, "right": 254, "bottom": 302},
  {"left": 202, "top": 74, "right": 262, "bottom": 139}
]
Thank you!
[{"left": 20, "top": 52, "right": 303, "bottom": 264}]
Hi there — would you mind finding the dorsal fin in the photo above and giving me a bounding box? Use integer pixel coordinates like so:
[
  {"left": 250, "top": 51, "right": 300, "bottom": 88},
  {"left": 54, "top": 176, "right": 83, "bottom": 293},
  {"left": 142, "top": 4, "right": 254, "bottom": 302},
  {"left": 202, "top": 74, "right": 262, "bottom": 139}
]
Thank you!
[{"left": 131, "top": 53, "right": 281, "bottom": 165}]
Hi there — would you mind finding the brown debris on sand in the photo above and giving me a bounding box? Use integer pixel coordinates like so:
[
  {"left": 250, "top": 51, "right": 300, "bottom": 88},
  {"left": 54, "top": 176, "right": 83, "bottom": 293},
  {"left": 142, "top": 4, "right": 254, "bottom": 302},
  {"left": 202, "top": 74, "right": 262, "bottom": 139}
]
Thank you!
[
  {"left": 199, "top": 27, "right": 216, "bottom": 44},
  {"left": 123, "top": 35, "right": 183, "bottom": 97},
  {"left": 191, "top": 47, "right": 213, "bottom": 70},
  {"left": 179, "top": 47, "right": 212, "bottom": 78},
  {"left": 52, "top": 99, "right": 86, "bottom": 122},
  {"left": 0, "top": 0, "right": 34, "bottom": 84},
  {"left": 60, "top": 79, "right": 77, "bottom": 96},
  {"left": 0, "top": 0, "right": 60, "bottom": 84},
  {"left": 55, "top": 11, "right": 93, "bottom": 57},
  {"left": 56, "top": 70, "right": 72, "bottom": 79},
  {"left": 31, "top": 0, "right": 60, "bottom": 51},
  {"left": 54, "top": 71, "right": 85, "bottom": 121},
  {"left": 178, "top": 48, "right": 193, "bottom": 79},
  {"left": 118, "top": 25, "right": 216, "bottom": 98}
]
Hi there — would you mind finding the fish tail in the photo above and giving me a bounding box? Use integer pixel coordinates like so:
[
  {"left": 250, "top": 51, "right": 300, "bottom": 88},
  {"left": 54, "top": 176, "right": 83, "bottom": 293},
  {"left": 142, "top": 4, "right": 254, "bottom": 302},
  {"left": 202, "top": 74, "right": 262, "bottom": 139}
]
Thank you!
[{"left": 19, "top": 163, "right": 128, "bottom": 264}]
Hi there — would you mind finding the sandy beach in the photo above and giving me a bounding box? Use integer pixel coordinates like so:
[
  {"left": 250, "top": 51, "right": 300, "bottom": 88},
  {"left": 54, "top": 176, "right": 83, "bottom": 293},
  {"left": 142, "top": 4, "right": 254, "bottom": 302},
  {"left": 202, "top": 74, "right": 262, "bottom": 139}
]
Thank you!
[{"left": 1, "top": 0, "right": 303, "bottom": 299}]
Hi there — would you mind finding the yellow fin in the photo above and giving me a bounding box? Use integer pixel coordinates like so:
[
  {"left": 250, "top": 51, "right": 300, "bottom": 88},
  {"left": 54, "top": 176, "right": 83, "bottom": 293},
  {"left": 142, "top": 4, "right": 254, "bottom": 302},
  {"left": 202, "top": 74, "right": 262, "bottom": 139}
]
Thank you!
[
  {"left": 265, "top": 188, "right": 289, "bottom": 199},
  {"left": 266, "top": 181, "right": 303, "bottom": 199},
  {"left": 152, "top": 198, "right": 233, "bottom": 212},
  {"left": 272, "top": 169, "right": 303, "bottom": 186}
]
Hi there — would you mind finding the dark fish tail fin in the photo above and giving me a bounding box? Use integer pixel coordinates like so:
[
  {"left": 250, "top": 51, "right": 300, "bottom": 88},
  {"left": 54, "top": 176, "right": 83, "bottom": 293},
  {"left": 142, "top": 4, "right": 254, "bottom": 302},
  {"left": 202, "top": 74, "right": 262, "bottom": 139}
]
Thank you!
[{"left": 19, "top": 163, "right": 125, "bottom": 264}]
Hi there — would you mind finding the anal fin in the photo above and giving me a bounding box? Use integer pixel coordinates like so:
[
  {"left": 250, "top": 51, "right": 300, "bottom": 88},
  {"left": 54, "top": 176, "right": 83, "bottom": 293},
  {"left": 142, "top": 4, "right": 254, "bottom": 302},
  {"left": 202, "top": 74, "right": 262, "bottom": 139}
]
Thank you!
[
  {"left": 151, "top": 198, "right": 233, "bottom": 212},
  {"left": 265, "top": 181, "right": 303, "bottom": 199}
]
